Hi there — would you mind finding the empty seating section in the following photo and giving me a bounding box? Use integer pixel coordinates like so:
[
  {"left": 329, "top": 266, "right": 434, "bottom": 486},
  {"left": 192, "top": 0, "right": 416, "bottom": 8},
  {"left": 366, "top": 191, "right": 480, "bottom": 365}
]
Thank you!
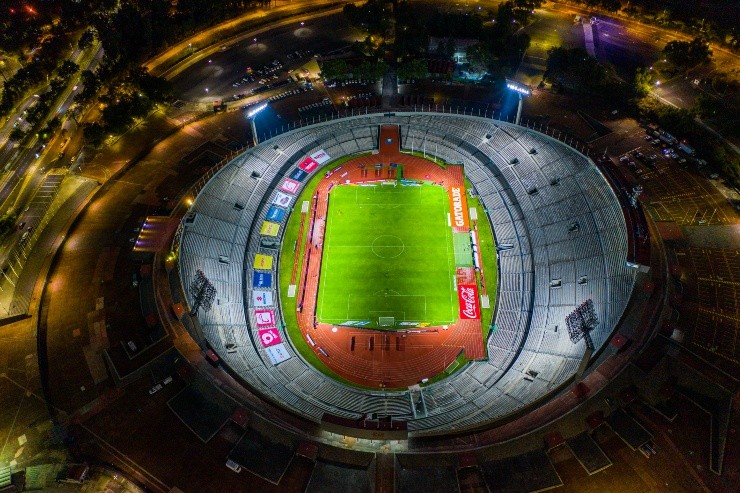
[{"left": 176, "top": 113, "right": 636, "bottom": 434}]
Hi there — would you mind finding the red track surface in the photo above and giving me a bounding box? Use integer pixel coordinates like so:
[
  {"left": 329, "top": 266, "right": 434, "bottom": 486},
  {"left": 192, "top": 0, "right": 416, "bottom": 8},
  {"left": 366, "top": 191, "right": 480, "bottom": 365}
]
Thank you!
[{"left": 293, "top": 125, "right": 486, "bottom": 389}]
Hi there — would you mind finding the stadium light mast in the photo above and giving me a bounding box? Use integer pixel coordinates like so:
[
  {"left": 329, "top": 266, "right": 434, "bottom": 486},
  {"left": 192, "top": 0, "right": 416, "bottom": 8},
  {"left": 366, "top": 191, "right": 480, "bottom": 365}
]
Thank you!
[
  {"left": 246, "top": 103, "right": 268, "bottom": 145},
  {"left": 505, "top": 79, "right": 531, "bottom": 126},
  {"left": 566, "top": 299, "right": 599, "bottom": 381}
]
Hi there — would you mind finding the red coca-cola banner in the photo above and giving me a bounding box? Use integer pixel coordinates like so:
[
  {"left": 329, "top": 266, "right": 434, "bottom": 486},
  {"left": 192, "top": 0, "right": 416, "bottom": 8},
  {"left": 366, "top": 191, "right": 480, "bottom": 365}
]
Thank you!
[{"left": 458, "top": 284, "right": 480, "bottom": 319}]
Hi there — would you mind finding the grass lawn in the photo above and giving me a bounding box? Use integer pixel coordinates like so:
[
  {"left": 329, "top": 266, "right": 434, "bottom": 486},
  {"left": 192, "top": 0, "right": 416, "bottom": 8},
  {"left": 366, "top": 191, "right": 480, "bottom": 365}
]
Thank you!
[{"left": 317, "top": 183, "right": 457, "bottom": 328}]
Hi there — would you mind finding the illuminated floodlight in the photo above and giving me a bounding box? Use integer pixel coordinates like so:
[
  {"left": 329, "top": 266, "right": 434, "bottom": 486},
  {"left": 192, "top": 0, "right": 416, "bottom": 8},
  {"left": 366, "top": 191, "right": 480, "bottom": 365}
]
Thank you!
[
  {"left": 246, "top": 103, "right": 269, "bottom": 145},
  {"left": 247, "top": 103, "right": 268, "bottom": 118},
  {"left": 505, "top": 79, "right": 531, "bottom": 96},
  {"left": 505, "top": 79, "right": 531, "bottom": 125}
]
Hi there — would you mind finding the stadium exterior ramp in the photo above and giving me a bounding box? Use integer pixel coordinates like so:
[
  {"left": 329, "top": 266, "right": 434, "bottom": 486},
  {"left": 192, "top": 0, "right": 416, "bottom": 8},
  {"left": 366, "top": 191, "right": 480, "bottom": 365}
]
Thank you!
[{"left": 176, "top": 113, "right": 636, "bottom": 435}]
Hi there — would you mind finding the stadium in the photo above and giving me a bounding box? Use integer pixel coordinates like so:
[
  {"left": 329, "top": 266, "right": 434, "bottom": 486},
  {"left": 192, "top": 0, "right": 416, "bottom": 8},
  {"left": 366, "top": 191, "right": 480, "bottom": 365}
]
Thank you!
[{"left": 176, "top": 110, "right": 639, "bottom": 446}]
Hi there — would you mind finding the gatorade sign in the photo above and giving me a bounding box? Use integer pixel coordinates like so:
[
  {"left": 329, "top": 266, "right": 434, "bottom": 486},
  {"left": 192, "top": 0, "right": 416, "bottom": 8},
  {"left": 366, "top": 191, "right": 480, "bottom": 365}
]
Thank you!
[{"left": 448, "top": 186, "right": 470, "bottom": 230}]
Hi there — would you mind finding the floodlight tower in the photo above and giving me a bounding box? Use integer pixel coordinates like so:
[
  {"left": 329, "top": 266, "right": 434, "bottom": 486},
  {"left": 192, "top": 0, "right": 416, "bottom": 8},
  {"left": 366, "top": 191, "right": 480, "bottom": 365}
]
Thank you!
[
  {"left": 505, "top": 79, "right": 531, "bottom": 126},
  {"left": 246, "top": 103, "right": 268, "bottom": 145}
]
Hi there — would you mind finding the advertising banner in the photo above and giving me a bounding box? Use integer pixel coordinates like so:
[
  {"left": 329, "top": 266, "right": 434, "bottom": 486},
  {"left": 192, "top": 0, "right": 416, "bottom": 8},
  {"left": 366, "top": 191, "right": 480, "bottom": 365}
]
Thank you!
[
  {"left": 252, "top": 271, "right": 272, "bottom": 288},
  {"left": 448, "top": 186, "right": 470, "bottom": 231},
  {"left": 290, "top": 168, "right": 308, "bottom": 181},
  {"left": 260, "top": 221, "right": 280, "bottom": 236},
  {"left": 253, "top": 254, "right": 273, "bottom": 270},
  {"left": 257, "top": 328, "right": 282, "bottom": 347},
  {"left": 252, "top": 290, "right": 273, "bottom": 307},
  {"left": 310, "top": 149, "right": 331, "bottom": 164},
  {"left": 265, "top": 206, "right": 285, "bottom": 222},
  {"left": 265, "top": 343, "right": 291, "bottom": 365},
  {"left": 279, "top": 178, "right": 300, "bottom": 194},
  {"left": 273, "top": 192, "right": 293, "bottom": 208},
  {"left": 254, "top": 309, "right": 275, "bottom": 327},
  {"left": 298, "top": 156, "right": 319, "bottom": 172},
  {"left": 458, "top": 284, "right": 480, "bottom": 319}
]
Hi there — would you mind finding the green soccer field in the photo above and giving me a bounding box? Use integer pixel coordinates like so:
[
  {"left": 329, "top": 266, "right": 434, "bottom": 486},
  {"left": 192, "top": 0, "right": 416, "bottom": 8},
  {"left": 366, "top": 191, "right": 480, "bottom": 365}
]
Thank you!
[{"left": 317, "top": 183, "right": 457, "bottom": 328}]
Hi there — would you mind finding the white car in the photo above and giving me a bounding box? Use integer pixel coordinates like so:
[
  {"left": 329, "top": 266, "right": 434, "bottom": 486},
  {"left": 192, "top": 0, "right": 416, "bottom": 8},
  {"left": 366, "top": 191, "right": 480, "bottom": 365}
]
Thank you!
[{"left": 148, "top": 384, "right": 162, "bottom": 395}]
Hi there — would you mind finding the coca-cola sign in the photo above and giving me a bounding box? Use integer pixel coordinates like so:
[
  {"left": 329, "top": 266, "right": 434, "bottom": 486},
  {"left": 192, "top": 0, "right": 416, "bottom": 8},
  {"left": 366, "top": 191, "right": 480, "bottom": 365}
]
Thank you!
[{"left": 458, "top": 284, "right": 480, "bottom": 319}]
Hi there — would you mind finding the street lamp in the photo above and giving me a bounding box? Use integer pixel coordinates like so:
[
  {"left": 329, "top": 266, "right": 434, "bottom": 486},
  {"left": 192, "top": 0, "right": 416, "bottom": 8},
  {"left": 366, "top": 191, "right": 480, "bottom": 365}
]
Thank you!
[{"left": 505, "top": 79, "right": 531, "bottom": 126}]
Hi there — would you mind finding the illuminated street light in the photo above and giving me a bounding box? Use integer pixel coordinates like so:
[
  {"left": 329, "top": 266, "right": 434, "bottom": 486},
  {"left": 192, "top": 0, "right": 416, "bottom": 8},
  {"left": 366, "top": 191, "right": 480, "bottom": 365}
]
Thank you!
[{"left": 505, "top": 79, "right": 531, "bottom": 126}]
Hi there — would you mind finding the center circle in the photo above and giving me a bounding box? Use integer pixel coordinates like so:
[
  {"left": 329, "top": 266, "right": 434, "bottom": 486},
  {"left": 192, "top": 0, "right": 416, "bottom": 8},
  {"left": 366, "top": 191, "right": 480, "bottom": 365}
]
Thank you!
[{"left": 371, "top": 235, "right": 405, "bottom": 258}]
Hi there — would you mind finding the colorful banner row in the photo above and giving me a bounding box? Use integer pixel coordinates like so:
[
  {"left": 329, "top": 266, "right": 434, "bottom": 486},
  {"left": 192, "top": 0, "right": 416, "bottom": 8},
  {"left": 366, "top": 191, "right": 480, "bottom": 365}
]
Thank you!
[{"left": 249, "top": 150, "right": 331, "bottom": 367}]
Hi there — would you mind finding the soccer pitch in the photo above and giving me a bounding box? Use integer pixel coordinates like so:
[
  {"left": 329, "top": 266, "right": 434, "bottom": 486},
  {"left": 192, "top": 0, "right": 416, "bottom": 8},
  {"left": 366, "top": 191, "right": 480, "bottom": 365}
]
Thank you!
[{"left": 317, "top": 183, "right": 457, "bottom": 328}]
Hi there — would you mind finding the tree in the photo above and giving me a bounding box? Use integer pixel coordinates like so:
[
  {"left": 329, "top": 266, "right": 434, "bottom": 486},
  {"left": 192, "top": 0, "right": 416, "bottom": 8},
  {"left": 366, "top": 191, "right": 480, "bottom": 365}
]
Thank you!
[
  {"left": 9, "top": 128, "right": 25, "bottom": 141},
  {"left": 78, "top": 29, "right": 95, "bottom": 50},
  {"left": 83, "top": 122, "right": 105, "bottom": 147},
  {"left": 633, "top": 66, "right": 653, "bottom": 97},
  {"left": 343, "top": 0, "right": 391, "bottom": 36},
  {"left": 544, "top": 47, "right": 615, "bottom": 95},
  {"left": 0, "top": 212, "right": 17, "bottom": 237},
  {"left": 80, "top": 70, "right": 100, "bottom": 100},
  {"left": 320, "top": 60, "right": 349, "bottom": 80},
  {"left": 663, "top": 37, "right": 712, "bottom": 69},
  {"left": 58, "top": 60, "right": 79, "bottom": 79},
  {"left": 693, "top": 93, "right": 719, "bottom": 118},
  {"left": 397, "top": 59, "right": 428, "bottom": 81},
  {"left": 467, "top": 44, "right": 493, "bottom": 73},
  {"left": 134, "top": 68, "right": 172, "bottom": 102},
  {"left": 354, "top": 61, "right": 388, "bottom": 81}
]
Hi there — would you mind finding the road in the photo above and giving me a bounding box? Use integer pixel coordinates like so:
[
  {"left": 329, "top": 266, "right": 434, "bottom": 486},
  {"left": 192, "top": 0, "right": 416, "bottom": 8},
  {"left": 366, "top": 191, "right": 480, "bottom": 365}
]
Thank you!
[
  {"left": 0, "top": 43, "right": 103, "bottom": 311},
  {"left": 145, "top": 0, "right": 354, "bottom": 77},
  {"left": 510, "top": 2, "right": 740, "bottom": 120}
]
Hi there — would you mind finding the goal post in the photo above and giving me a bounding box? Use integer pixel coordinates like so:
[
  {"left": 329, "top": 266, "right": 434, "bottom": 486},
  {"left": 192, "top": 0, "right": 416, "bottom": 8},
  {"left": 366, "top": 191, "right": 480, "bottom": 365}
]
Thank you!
[{"left": 378, "top": 316, "right": 395, "bottom": 327}]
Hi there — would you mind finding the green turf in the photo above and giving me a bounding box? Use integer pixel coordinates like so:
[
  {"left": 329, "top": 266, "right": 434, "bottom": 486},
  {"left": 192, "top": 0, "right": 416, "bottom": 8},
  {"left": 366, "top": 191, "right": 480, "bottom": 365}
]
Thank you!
[
  {"left": 453, "top": 232, "right": 474, "bottom": 267},
  {"left": 317, "top": 183, "right": 457, "bottom": 328}
]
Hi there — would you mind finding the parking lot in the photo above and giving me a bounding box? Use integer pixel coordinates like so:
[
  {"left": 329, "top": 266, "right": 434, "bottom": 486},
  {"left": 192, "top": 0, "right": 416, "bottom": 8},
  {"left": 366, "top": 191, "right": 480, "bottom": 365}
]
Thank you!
[{"left": 171, "top": 14, "right": 359, "bottom": 103}]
